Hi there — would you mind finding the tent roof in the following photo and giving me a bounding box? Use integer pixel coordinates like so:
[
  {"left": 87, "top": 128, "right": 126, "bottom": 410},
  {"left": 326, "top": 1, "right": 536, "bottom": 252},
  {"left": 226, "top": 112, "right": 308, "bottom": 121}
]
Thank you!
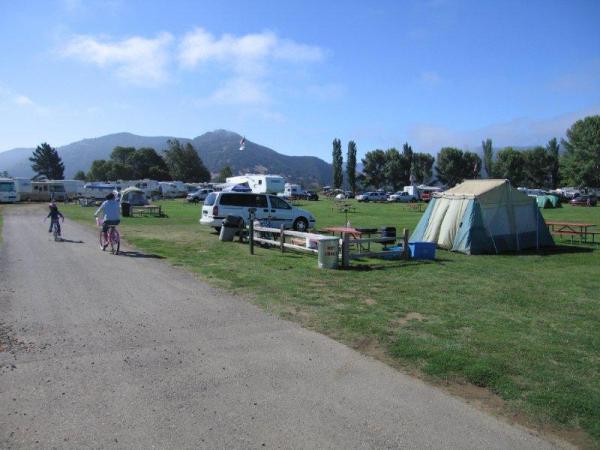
[
  {"left": 121, "top": 186, "right": 144, "bottom": 195},
  {"left": 439, "top": 179, "right": 509, "bottom": 198}
]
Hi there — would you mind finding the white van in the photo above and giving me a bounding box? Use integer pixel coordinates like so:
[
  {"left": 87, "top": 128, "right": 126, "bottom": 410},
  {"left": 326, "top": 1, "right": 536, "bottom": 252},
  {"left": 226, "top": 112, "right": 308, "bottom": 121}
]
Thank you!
[
  {"left": 0, "top": 178, "right": 17, "bottom": 203},
  {"left": 200, "top": 192, "right": 316, "bottom": 231}
]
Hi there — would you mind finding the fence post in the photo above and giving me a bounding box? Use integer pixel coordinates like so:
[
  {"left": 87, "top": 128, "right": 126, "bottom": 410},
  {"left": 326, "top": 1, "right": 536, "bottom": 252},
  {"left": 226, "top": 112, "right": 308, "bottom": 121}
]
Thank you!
[
  {"left": 249, "top": 220, "right": 254, "bottom": 255},
  {"left": 280, "top": 225, "right": 285, "bottom": 253},
  {"left": 402, "top": 228, "right": 409, "bottom": 259},
  {"left": 342, "top": 234, "right": 350, "bottom": 268}
]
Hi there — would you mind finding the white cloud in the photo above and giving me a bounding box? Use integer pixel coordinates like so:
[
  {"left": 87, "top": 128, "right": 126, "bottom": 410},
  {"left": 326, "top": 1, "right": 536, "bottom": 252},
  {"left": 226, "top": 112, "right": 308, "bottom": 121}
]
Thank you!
[
  {"left": 408, "top": 105, "right": 600, "bottom": 153},
  {"left": 179, "top": 28, "right": 325, "bottom": 107},
  {"left": 61, "top": 32, "right": 174, "bottom": 86},
  {"left": 14, "top": 95, "right": 35, "bottom": 107},
  {"left": 420, "top": 71, "right": 442, "bottom": 87},
  {"left": 178, "top": 28, "right": 324, "bottom": 71}
]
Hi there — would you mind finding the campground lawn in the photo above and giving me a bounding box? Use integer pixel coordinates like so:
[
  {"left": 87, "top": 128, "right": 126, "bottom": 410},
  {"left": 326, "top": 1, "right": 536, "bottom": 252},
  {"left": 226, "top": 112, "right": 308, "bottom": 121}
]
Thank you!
[{"left": 61, "top": 199, "right": 600, "bottom": 447}]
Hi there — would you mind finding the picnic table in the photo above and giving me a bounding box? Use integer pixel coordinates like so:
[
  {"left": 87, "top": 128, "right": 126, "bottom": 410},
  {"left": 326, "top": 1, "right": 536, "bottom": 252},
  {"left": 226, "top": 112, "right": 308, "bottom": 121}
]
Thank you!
[
  {"left": 131, "top": 204, "right": 163, "bottom": 217},
  {"left": 319, "top": 226, "right": 394, "bottom": 252},
  {"left": 546, "top": 221, "right": 598, "bottom": 244}
]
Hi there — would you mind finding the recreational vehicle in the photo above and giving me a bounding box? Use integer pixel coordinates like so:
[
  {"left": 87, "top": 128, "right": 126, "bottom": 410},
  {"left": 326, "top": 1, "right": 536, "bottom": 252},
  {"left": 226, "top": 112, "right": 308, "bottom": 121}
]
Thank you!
[
  {"left": 30, "top": 181, "right": 67, "bottom": 202},
  {"left": 13, "top": 177, "right": 32, "bottom": 201},
  {"left": 282, "top": 183, "right": 303, "bottom": 198},
  {"left": 133, "top": 179, "right": 160, "bottom": 198},
  {"left": 159, "top": 182, "right": 180, "bottom": 199},
  {"left": 82, "top": 183, "right": 119, "bottom": 201},
  {"left": 0, "top": 178, "right": 17, "bottom": 203},
  {"left": 225, "top": 174, "right": 285, "bottom": 194},
  {"left": 62, "top": 180, "right": 85, "bottom": 200}
]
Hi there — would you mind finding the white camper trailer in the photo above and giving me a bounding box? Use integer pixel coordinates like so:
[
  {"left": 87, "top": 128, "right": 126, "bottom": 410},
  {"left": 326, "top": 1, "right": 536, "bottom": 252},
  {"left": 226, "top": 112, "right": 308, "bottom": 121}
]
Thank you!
[
  {"left": 133, "top": 179, "right": 160, "bottom": 198},
  {"left": 225, "top": 174, "right": 285, "bottom": 194},
  {"left": 13, "top": 177, "right": 32, "bottom": 201},
  {"left": 0, "top": 178, "right": 17, "bottom": 203},
  {"left": 83, "top": 183, "right": 119, "bottom": 201},
  {"left": 159, "top": 182, "right": 180, "bottom": 199},
  {"left": 31, "top": 180, "right": 67, "bottom": 202},
  {"left": 283, "top": 183, "right": 303, "bottom": 198},
  {"left": 62, "top": 180, "right": 85, "bottom": 200}
]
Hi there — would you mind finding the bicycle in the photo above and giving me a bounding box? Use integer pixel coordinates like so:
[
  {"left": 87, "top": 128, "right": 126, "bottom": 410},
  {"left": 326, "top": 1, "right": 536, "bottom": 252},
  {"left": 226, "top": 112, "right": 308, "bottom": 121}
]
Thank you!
[
  {"left": 50, "top": 220, "right": 61, "bottom": 241},
  {"left": 97, "top": 218, "right": 120, "bottom": 255}
]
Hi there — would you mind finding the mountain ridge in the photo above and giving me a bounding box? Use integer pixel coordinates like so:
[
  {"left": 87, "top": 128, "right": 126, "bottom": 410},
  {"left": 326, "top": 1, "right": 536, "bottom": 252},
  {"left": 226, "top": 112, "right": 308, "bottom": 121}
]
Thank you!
[{"left": 0, "top": 130, "right": 332, "bottom": 186}]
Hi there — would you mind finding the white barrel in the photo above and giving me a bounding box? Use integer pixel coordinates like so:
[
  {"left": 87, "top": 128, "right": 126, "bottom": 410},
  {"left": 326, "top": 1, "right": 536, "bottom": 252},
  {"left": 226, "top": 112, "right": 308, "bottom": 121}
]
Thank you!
[{"left": 317, "top": 237, "right": 339, "bottom": 269}]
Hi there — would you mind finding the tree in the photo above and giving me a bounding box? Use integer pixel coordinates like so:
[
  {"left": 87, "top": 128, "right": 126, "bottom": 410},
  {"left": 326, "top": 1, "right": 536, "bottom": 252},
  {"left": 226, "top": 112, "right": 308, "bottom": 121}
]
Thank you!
[
  {"left": 494, "top": 147, "right": 526, "bottom": 186},
  {"left": 361, "top": 149, "right": 387, "bottom": 189},
  {"left": 346, "top": 140, "right": 357, "bottom": 194},
  {"left": 332, "top": 138, "right": 343, "bottom": 189},
  {"left": 164, "top": 139, "right": 210, "bottom": 182},
  {"left": 110, "top": 146, "right": 136, "bottom": 165},
  {"left": 546, "top": 138, "right": 560, "bottom": 189},
  {"left": 523, "top": 146, "right": 551, "bottom": 187},
  {"left": 129, "top": 148, "right": 170, "bottom": 180},
  {"left": 73, "top": 170, "right": 87, "bottom": 181},
  {"left": 87, "top": 160, "right": 113, "bottom": 181},
  {"left": 561, "top": 115, "right": 600, "bottom": 187},
  {"left": 402, "top": 143, "right": 413, "bottom": 185},
  {"left": 412, "top": 153, "right": 435, "bottom": 184},
  {"left": 384, "top": 148, "right": 404, "bottom": 190},
  {"left": 435, "top": 147, "right": 476, "bottom": 187},
  {"left": 482, "top": 139, "right": 494, "bottom": 178},
  {"left": 29, "top": 143, "right": 65, "bottom": 180},
  {"left": 216, "top": 166, "right": 233, "bottom": 182}
]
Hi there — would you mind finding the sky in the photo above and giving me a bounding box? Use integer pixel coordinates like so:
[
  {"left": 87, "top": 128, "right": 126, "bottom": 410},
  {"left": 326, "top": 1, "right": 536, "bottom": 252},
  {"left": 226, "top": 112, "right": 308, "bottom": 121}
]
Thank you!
[{"left": 1, "top": 0, "right": 599, "bottom": 162}]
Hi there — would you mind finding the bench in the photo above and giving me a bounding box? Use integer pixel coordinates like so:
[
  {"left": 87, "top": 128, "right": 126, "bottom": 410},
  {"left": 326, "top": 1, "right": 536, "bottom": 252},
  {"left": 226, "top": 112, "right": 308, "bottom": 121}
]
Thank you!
[
  {"left": 407, "top": 202, "right": 423, "bottom": 212},
  {"left": 552, "top": 230, "right": 599, "bottom": 244}
]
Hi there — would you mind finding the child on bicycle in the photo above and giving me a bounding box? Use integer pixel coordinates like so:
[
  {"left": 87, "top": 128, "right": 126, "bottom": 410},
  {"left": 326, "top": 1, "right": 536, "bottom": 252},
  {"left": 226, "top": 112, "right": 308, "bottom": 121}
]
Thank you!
[
  {"left": 94, "top": 193, "right": 121, "bottom": 246},
  {"left": 45, "top": 201, "right": 64, "bottom": 236}
]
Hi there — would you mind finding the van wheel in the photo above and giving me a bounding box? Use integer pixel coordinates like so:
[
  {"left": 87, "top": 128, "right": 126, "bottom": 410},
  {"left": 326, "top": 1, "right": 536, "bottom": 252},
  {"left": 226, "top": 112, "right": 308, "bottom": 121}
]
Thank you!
[
  {"left": 214, "top": 227, "right": 221, "bottom": 233},
  {"left": 293, "top": 217, "right": 308, "bottom": 232}
]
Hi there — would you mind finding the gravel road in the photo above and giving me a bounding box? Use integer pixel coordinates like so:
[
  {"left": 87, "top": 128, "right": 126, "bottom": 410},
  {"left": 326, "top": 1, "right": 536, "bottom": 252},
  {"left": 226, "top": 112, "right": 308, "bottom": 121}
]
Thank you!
[{"left": 0, "top": 205, "right": 565, "bottom": 449}]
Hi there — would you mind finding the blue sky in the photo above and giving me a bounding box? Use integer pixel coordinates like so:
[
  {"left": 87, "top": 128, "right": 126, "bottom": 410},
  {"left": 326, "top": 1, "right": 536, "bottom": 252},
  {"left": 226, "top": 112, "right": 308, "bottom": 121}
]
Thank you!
[{"left": 1, "top": 0, "right": 599, "bottom": 162}]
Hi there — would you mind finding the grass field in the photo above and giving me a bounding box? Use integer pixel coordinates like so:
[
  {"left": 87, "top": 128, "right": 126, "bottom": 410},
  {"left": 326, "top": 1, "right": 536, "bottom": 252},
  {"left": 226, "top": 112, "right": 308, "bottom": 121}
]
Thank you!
[{"left": 59, "top": 199, "right": 600, "bottom": 446}]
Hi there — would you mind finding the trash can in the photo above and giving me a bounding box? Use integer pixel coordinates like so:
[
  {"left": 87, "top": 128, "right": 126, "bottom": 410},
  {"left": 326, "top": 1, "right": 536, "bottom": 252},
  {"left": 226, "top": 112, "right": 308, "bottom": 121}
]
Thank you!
[
  {"left": 219, "top": 215, "right": 243, "bottom": 242},
  {"left": 317, "top": 237, "right": 339, "bottom": 269},
  {"left": 121, "top": 202, "right": 131, "bottom": 217}
]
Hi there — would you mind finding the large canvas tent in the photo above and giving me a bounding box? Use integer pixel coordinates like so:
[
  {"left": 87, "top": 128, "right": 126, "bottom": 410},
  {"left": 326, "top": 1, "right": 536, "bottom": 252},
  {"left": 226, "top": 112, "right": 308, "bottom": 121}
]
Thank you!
[{"left": 410, "top": 179, "right": 554, "bottom": 254}]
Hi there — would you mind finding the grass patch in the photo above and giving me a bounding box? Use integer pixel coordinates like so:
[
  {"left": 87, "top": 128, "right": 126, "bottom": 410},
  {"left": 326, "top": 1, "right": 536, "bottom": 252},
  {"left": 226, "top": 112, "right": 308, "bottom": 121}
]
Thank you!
[{"left": 62, "top": 199, "right": 600, "bottom": 446}]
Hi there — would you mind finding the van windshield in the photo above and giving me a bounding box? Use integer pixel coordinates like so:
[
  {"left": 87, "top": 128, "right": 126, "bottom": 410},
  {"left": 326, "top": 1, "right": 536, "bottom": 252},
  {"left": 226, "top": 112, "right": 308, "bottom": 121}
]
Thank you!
[{"left": 204, "top": 192, "right": 217, "bottom": 206}]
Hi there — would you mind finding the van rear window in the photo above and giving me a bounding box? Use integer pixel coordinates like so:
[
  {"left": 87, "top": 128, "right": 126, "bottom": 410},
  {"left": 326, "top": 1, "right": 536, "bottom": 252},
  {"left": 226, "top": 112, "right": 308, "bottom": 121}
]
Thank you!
[{"left": 204, "top": 192, "right": 217, "bottom": 206}]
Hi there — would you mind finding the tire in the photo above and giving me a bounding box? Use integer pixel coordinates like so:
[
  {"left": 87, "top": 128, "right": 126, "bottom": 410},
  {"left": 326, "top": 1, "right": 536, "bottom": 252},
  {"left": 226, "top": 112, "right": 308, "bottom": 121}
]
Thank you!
[
  {"left": 99, "top": 231, "right": 107, "bottom": 251},
  {"left": 293, "top": 217, "right": 308, "bottom": 232},
  {"left": 214, "top": 227, "right": 221, "bottom": 233}
]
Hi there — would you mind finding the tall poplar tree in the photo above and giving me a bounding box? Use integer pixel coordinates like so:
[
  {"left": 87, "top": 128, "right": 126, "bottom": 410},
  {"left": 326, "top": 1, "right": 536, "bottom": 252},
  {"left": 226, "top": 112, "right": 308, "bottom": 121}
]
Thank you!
[
  {"left": 346, "top": 140, "right": 357, "bottom": 194},
  {"left": 332, "top": 138, "right": 343, "bottom": 189},
  {"left": 482, "top": 139, "right": 494, "bottom": 178}
]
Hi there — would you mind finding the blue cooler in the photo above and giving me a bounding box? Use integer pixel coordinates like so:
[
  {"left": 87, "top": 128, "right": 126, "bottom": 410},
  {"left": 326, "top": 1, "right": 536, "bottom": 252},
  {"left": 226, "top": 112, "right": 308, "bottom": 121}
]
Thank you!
[{"left": 408, "top": 242, "right": 436, "bottom": 260}]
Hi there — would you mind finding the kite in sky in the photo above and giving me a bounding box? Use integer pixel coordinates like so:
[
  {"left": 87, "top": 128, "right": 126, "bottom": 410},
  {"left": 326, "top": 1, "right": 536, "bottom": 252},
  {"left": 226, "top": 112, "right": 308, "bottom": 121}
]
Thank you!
[{"left": 239, "top": 136, "right": 246, "bottom": 151}]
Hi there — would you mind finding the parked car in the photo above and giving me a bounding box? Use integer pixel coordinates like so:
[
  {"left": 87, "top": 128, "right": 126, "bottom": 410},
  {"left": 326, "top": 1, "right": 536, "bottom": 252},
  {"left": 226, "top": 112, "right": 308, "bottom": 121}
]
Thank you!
[
  {"left": 569, "top": 194, "right": 597, "bottom": 206},
  {"left": 187, "top": 188, "right": 214, "bottom": 203},
  {"left": 200, "top": 192, "right": 316, "bottom": 231},
  {"left": 356, "top": 191, "right": 387, "bottom": 202},
  {"left": 387, "top": 191, "right": 417, "bottom": 202},
  {"left": 303, "top": 191, "right": 319, "bottom": 201}
]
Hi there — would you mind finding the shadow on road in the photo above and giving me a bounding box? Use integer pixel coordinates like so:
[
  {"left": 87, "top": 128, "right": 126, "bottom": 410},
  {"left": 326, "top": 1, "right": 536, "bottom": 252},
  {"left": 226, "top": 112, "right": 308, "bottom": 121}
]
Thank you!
[
  {"left": 56, "top": 238, "right": 85, "bottom": 244},
  {"left": 117, "top": 250, "right": 164, "bottom": 259}
]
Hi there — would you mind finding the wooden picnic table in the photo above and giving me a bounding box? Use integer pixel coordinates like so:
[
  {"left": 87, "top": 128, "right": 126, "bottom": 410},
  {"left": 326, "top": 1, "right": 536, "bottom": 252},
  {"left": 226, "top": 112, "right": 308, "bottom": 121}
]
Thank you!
[{"left": 546, "top": 221, "right": 597, "bottom": 244}]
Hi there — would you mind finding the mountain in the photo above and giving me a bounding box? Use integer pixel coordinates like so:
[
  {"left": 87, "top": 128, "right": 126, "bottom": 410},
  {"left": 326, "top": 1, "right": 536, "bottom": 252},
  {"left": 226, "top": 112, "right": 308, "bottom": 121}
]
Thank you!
[{"left": 0, "top": 131, "right": 332, "bottom": 186}]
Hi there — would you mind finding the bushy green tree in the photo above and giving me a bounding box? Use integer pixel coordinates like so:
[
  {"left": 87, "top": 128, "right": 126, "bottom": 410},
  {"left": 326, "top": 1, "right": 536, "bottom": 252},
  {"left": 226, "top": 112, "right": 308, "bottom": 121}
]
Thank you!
[
  {"left": 361, "top": 149, "right": 387, "bottom": 189},
  {"left": 412, "top": 153, "right": 435, "bottom": 184},
  {"left": 435, "top": 147, "right": 480, "bottom": 187},
  {"left": 164, "top": 139, "right": 210, "bottom": 182},
  {"left": 110, "top": 146, "right": 136, "bottom": 165},
  {"left": 383, "top": 148, "right": 404, "bottom": 191},
  {"left": 216, "top": 166, "right": 233, "bottom": 182},
  {"left": 561, "top": 115, "right": 600, "bottom": 187},
  {"left": 332, "top": 138, "right": 343, "bottom": 189},
  {"left": 87, "top": 160, "right": 113, "bottom": 181},
  {"left": 523, "top": 146, "right": 551, "bottom": 187},
  {"left": 346, "top": 140, "right": 357, "bottom": 194},
  {"left": 494, "top": 147, "right": 526, "bottom": 186},
  {"left": 73, "top": 170, "right": 87, "bottom": 181},
  {"left": 29, "top": 142, "right": 65, "bottom": 180},
  {"left": 129, "top": 148, "right": 170, "bottom": 180}
]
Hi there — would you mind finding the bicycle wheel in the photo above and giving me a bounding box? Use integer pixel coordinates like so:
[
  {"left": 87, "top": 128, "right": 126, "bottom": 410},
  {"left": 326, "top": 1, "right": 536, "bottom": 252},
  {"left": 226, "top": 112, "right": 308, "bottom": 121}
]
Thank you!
[
  {"left": 53, "top": 225, "right": 59, "bottom": 241},
  {"left": 110, "top": 228, "right": 120, "bottom": 255},
  {"left": 99, "top": 230, "right": 107, "bottom": 251}
]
